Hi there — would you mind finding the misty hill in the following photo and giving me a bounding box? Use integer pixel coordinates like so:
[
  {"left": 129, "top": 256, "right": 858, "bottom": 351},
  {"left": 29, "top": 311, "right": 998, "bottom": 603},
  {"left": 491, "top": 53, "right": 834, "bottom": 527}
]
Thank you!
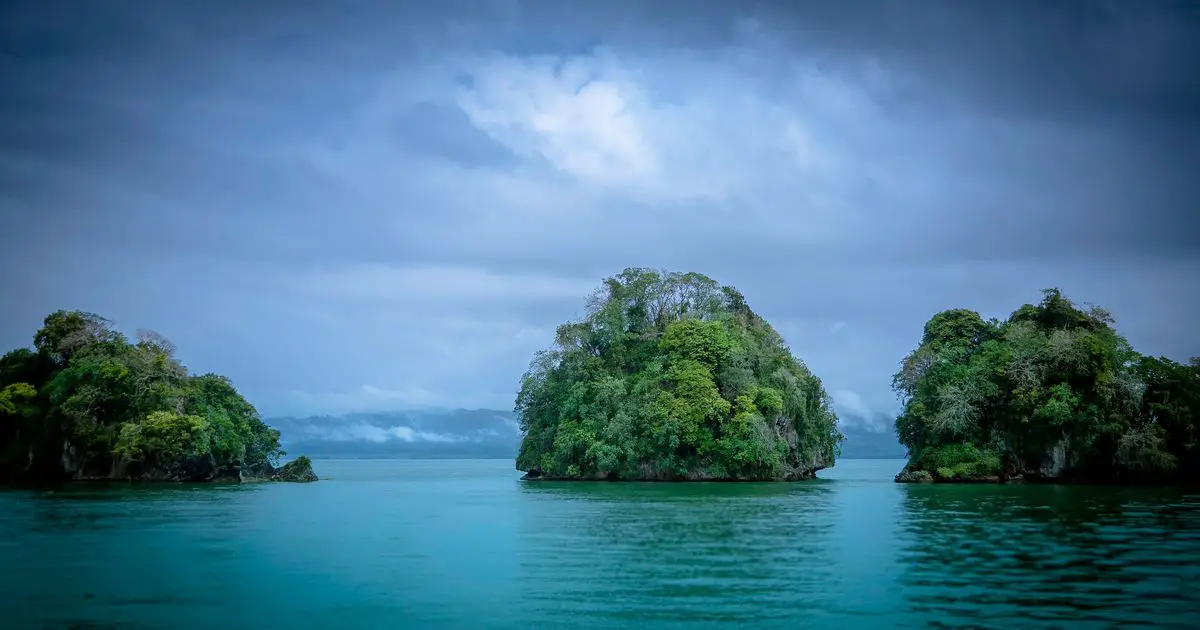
[
  {"left": 837, "top": 423, "right": 907, "bottom": 460},
  {"left": 269, "top": 408, "right": 905, "bottom": 460},
  {"left": 270, "top": 409, "right": 522, "bottom": 459}
]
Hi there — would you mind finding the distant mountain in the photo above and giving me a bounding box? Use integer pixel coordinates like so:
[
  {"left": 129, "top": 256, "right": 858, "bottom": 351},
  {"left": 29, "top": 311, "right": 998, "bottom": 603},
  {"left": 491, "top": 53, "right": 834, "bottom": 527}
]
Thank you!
[
  {"left": 269, "top": 408, "right": 906, "bottom": 461},
  {"left": 838, "top": 423, "right": 907, "bottom": 459},
  {"left": 270, "top": 409, "right": 521, "bottom": 459}
]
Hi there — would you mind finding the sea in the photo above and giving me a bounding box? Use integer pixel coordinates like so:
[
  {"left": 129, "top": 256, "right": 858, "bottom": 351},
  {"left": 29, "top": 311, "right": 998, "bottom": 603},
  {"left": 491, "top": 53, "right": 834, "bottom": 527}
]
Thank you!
[{"left": 2, "top": 458, "right": 1197, "bottom": 629}]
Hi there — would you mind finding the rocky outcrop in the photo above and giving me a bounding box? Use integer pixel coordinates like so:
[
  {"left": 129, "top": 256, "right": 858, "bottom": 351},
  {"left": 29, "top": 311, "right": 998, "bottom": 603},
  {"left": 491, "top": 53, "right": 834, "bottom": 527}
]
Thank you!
[
  {"left": 241, "top": 456, "right": 318, "bottom": 482},
  {"left": 272, "top": 456, "right": 319, "bottom": 482},
  {"left": 893, "top": 468, "right": 934, "bottom": 483},
  {"left": 894, "top": 468, "right": 1001, "bottom": 483},
  {"left": 43, "top": 440, "right": 319, "bottom": 483},
  {"left": 895, "top": 436, "right": 1086, "bottom": 484}
]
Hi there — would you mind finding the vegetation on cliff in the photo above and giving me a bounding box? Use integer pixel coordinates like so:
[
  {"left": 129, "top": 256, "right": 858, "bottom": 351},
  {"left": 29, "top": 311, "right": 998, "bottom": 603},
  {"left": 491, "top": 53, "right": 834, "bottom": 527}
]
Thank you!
[
  {"left": 893, "top": 289, "right": 1199, "bottom": 483},
  {"left": 515, "top": 268, "right": 842, "bottom": 481},
  {"left": 0, "top": 310, "right": 314, "bottom": 482},
  {"left": 273, "top": 455, "right": 319, "bottom": 482}
]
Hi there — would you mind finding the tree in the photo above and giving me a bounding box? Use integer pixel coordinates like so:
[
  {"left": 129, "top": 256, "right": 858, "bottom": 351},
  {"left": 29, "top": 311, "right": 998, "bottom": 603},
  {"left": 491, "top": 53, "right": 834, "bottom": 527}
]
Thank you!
[
  {"left": 514, "top": 268, "right": 841, "bottom": 481},
  {"left": 1, "top": 310, "right": 290, "bottom": 481},
  {"left": 33, "top": 310, "right": 120, "bottom": 364},
  {"left": 893, "top": 289, "right": 1195, "bottom": 483}
]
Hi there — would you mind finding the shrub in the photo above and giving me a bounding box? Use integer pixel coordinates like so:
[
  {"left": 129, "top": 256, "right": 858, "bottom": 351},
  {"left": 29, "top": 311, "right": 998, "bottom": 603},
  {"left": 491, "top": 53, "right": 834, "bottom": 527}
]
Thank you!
[{"left": 919, "top": 442, "right": 1001, "bottom": 479}]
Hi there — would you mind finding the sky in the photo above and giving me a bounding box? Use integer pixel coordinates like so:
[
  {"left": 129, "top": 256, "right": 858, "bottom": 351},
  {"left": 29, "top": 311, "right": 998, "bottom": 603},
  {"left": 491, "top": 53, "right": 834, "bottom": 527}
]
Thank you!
[{"left": 1, "top": 0, "right": 1198, "bottom": 427}]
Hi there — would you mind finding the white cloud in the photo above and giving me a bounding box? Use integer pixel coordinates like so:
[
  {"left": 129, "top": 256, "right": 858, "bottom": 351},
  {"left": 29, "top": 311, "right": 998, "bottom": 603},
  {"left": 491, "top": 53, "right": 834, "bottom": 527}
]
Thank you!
[
  {"left": 457, "top": 55, "right": 658, "bottom": 189},
  {"left": 448, "top": 47, "right": 862, "bottom": 203},
  {"left": 294, "top": 421, "right": 462, "bottom": 443},
  {"left": 833, "top": 389, "right": 894, "bottom": 433},
  {"left": 832, "top": 389, "right": 872, "bottom": 419},
  {"left": 13, "top": 6, "right": 1187, "bottom": 425},
  {"left": 389, "top": 426, "right": 461, "bottom": 443}
]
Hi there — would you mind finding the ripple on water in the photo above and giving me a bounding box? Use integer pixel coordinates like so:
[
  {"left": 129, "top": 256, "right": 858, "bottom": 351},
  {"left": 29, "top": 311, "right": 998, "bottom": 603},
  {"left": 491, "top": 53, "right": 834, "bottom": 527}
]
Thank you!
[
  {"left": 1, "top": 460, "right": 1198, "bottom": 630},
  {"left": 895, "top": 485, "right": 1200, "bottom": 629}
]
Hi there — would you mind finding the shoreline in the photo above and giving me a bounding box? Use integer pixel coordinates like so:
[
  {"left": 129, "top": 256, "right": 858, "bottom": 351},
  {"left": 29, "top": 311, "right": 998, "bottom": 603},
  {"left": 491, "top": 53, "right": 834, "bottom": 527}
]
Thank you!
[{"left": 894, "top": 469, "right": 1198, "bottom": 487}]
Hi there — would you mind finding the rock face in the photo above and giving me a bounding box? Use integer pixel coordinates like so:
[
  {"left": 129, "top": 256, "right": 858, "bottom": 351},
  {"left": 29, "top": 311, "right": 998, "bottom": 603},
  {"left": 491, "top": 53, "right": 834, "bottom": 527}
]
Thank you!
[
  {"left": 122, "top": 455, "right": 227, "bottom": 482},
  {"left": 61, "top": 440, "right": 82, "bottom": 475},
  {"left": 1021, "top": 438, "right": 1075, "bottom": 480}
]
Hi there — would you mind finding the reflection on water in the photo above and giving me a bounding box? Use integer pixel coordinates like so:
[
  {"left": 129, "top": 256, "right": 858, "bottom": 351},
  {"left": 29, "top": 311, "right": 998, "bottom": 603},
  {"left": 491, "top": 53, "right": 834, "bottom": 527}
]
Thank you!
[
  {"left": 516, "top": 481, "right": 841, "bottom": 627},
  {"left": 896, "top": 485, "right": 1200, "bottom": 629},
  {"left": 1, "top": 459, "right": 1197, "bottom": 630}
]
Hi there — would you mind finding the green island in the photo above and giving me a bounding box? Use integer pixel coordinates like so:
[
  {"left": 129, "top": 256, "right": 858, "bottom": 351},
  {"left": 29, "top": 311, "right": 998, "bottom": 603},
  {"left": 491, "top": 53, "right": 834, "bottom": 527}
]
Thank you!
[
  {"left": 515, "top": 268, "right": 842, "bottom": 481},
  {"left": 0, "top": 310, "right": 317, "bottom": 483},
  {"left": 894, "top": 289, "right": 1199, "bottom": 484}
]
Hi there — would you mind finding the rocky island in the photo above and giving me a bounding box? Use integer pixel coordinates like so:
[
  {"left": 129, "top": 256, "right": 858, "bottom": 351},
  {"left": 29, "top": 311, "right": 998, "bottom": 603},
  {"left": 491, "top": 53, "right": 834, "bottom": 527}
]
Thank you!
[
  {"left": 515, "top": 268, "right": 842, "bottom": 481},
  {"left": 0, "top": 310, "right": 317, "bottom": 483},
  {"left": 893, "top": 289, "right": 1198, "bottom": 484}
]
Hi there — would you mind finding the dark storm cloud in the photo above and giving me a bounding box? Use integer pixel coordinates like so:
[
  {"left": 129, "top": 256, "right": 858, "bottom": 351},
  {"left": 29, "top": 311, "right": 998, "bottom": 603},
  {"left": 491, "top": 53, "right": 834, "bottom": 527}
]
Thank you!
[{"left": 1, "top": 0, "right": 1197, "bottom": 419}]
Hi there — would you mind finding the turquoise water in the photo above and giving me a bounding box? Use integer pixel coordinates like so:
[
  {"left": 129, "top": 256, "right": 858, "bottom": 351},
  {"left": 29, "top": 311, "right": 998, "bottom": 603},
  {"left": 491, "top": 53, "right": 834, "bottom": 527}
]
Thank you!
[{"left": 2, "top": 459, "right": 1198, "bottom": 630}]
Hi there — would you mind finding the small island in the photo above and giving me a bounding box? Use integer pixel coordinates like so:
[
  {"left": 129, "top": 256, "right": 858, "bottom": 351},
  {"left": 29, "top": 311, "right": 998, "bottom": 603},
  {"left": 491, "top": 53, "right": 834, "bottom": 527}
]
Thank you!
[
  {"left": 0, "top": 310, "right": 317, "bottom": 483},
  {"left": 515, "top": 268, "right": 842, "bottom": 481},
  {"left": 893, "top": 289, "right": 1198, "bottom": 484}
]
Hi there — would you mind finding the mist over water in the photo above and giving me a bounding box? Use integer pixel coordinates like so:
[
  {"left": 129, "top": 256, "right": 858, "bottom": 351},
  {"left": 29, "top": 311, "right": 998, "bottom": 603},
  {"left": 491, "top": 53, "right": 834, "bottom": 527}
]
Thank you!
[{"left": 2, "top": 459, "right": 1197, "bottom": 629}]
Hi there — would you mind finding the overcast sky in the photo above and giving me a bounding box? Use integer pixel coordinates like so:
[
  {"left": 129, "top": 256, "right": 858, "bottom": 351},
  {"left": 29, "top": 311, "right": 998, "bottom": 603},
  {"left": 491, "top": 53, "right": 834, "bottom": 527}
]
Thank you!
[{"left": 1, "top": 0, "right": 1197, "bottom": 426}]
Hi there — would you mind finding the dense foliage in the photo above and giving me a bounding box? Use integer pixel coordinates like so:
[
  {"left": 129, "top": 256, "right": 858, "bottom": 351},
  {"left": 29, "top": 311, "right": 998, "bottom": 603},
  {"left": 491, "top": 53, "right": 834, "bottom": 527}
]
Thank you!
[
  {"left": 515, "top": 268, "right": 842, "bottom": 480},
  {"left": 0, "top": 310, "right": 288, "bottom": 482},
  {"left": 894, "top": 289, "right": 1199, "bottom": 483}
]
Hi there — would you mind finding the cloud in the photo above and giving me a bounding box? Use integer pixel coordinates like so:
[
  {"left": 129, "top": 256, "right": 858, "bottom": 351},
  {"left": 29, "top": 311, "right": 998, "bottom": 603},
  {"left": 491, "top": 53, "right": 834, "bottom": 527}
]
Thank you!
[
  {"left": 449, "top": 46, "right": 857, "bottom": 204},
  {"left": 832, "top": 390, "right": 873, "bottom": 421},
  {"left": 456, "top": 52, "right": 659, "bottom": 189},
  {"left": 293, "top": 421, "right": 462, "bottom": 444},
  {"left": 833, "top": 389, "right": 893, "bottom": 434},
  {"left": 1, "top": 0, "right": 1197, "bottom": 420},
  {"left": 270, "top": 408, "right": 522, "bottom": 445},
  {"left": 291, "top": 264, "right": 596, "bottom": 304},
  {"left": 389, "top": 426, "right": 460, "bottom": 443}
]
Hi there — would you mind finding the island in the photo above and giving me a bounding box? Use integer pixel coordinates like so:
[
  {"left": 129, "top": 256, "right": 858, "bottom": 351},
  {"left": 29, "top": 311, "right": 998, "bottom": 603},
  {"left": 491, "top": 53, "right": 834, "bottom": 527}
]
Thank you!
[
  {"left": 893, "top": 289, "right": 1198, "bottom": 484},
  {"left": 0, "top": 310, "right": 317, "bottom": 483},
  {"left": 515, "top": 268, "right": 842, "bottom": 481}
]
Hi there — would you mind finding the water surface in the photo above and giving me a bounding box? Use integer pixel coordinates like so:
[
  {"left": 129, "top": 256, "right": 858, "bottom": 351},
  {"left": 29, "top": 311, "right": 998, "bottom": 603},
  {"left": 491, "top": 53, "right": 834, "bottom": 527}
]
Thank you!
[{"left": 2, "top": 459, "right": 1197, "bottom": 629}]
